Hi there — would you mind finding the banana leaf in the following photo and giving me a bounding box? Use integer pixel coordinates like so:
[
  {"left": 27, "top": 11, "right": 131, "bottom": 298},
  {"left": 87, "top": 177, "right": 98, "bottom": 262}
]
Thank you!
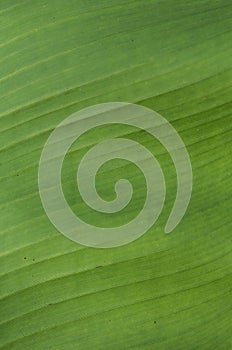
[{"left": 0, "top": 0, "right": 232, "bottom": 349}]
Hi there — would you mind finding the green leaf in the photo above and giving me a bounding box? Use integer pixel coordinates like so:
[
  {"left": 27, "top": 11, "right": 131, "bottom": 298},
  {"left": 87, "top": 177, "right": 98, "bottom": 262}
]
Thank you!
[{"left": 0, "top": 0, "right": 232, "bottom": 349}]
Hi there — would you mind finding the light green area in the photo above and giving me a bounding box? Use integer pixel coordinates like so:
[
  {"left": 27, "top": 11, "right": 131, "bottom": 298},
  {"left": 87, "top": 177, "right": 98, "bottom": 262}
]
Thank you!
[{"left": 0, "top": 0, "right": 232, "bottom": 349}]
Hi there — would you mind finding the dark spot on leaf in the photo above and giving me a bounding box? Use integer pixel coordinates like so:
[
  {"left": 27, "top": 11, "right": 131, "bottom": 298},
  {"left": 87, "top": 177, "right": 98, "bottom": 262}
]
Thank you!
[
  {"left": 96, "top": 265, "right": 103, "bottom": 268},
  {"left": 23, "top": 257, "right": 27, "bottom": 260}
]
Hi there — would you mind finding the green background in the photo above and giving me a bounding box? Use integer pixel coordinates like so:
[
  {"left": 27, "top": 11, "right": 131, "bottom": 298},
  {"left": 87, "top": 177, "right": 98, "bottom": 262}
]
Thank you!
[{"left": 0, "top": 0, "right": 232, "bottom": 349}]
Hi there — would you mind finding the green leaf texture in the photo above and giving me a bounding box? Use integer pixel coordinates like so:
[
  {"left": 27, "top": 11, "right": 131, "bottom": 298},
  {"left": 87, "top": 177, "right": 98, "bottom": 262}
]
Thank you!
[{"left": 0, "top": 0, "right": 232, "bottom": 349}]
